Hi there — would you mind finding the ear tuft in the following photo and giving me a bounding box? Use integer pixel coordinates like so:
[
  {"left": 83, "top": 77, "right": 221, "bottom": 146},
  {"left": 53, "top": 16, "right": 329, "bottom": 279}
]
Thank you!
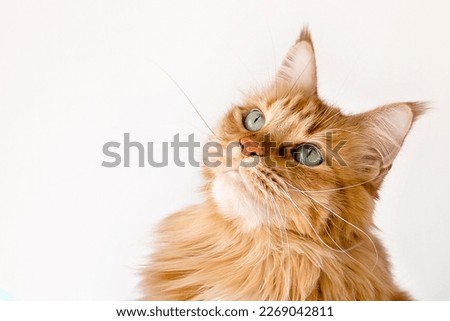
[
  {"left": 276, "top": 26, "right": 317, "bottom": 96},
  {"left": 409, "top": 101, "right": 428, "bottom": 123},
  {"left": 297, "top": 26, "right": 313, "bottom": 45},
  {"left": 362, "top": 102, "right": 426, "bottom": 168}
]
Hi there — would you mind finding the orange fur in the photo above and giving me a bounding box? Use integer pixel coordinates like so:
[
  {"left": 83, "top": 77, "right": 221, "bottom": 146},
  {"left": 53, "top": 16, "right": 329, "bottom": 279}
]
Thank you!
[{"left": 140, "top": 28, "right": 424, "bottom": 300}]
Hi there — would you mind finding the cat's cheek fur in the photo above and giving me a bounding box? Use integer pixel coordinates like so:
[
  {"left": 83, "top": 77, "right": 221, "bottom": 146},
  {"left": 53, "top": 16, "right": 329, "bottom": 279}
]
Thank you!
[{"left": 212, "top": 171, "right": 267, "bottom": 231}]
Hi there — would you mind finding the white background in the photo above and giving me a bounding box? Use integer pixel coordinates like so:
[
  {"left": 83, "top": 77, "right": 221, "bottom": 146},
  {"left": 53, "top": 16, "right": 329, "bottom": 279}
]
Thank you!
[{"left": 0, "top": 0, "right": 449, "bottom": 300}]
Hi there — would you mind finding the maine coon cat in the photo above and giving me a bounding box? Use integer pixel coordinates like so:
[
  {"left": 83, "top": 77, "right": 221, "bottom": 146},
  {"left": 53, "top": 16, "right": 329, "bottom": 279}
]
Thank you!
[{"left": 140, "top": 27, "right": 424, "bottom": 300}]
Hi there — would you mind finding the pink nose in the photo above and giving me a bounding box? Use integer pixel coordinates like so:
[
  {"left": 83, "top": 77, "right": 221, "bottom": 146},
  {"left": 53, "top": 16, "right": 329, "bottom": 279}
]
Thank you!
[{"left": 240, "top": 137, "right": 264, "bottom": 157}]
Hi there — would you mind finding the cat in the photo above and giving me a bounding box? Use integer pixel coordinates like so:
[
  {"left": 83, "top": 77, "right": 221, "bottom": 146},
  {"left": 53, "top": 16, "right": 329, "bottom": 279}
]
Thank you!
[{"left": 140, "top": 27, "right": 425, "bottom": 300}]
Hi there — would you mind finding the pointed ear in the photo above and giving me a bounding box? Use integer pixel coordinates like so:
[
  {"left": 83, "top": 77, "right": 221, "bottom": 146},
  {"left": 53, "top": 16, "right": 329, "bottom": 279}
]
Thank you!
[
  {"left": 359, "top": 102, "right": 426, "bottom": 169},
  {"left": 276, "top": 27, "right": 317, "bottom": 96}
]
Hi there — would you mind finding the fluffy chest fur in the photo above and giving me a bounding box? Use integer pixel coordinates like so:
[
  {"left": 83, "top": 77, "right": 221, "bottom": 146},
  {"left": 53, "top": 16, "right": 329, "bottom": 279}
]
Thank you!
[{"left": 140, "top": 204, "right": 408, "bottom": 300}]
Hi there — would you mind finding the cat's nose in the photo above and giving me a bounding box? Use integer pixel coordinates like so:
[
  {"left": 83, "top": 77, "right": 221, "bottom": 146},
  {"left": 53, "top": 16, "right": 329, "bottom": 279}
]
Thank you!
[{"left": 240, "top": 137, "right": 264, "bottom": 157}]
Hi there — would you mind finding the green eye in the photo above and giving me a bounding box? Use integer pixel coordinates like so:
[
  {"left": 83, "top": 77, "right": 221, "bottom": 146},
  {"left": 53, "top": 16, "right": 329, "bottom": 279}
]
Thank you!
[
  {"left": 244, "top": 109, "right": 265, "bottom": 131},
  {"left": 293, "top": 144, "right": 323, "bottom": 167}
]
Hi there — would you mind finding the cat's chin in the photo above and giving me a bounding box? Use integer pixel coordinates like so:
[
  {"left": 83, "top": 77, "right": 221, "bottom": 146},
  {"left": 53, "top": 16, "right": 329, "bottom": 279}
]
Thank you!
[{"left": 211, "top": 168, "right": 268, "bottom": 231}]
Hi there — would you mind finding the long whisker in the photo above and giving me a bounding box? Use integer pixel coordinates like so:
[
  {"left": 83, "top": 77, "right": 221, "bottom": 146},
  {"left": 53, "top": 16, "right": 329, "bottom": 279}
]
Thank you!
[
  {"left": 268, "top": 191, "right": 291, "bottom": 299},
  {"left": 266, "top": 23, "right": 278, "bottom": 101},
  {"left": 308, "top": 197, "right": 362, "bottom": 258},
  {"left": 152, "top": 62, "right": 217, "bottom": 137},
  {"left": 279, "top": 166, "right": 386, "bottom": 193},
  {"left": 263, "top": 189, "right": 272, "bottom": 255},
  {"left": 287, "top": 182, "right": 378, "bottom": 271},
  {"left": 277, "top": 188, "right": 343, "bottom": 254}
]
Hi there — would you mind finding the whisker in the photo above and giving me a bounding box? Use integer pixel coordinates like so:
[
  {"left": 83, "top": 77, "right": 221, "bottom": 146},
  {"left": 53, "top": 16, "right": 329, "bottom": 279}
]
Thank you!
[
  {"left": 267, "top": 191, "right": 291, "bottom": 299},
  {"left": 266, "top": 23, "right": 278, "bottom": 101},
  {"left": 152, "top": 62, "right": 217, "bottom": 137},
  {"left": 277, "top": 188, "right": 343, "bottom": 254},
  {"left": 279, "top": 167, "right": 387, "bottom": 193},
  {"left": 287, "top": 182, "right": 379, "bottom": 271}
]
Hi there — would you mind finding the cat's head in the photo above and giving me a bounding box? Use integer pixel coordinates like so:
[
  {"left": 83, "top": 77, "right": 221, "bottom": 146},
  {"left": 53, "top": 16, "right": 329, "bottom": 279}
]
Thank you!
[{"left": 203, "top": 28, "right": 424, "bottom": 237}]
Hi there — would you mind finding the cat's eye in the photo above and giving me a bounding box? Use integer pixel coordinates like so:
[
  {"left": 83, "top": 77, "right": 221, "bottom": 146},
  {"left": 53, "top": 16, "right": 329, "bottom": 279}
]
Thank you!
[
  {"left": 292, "top": 144, "right": 323, "bottom": 167},
  {"left": 244, "top": 109, "right": 265, "bottom": 131}
]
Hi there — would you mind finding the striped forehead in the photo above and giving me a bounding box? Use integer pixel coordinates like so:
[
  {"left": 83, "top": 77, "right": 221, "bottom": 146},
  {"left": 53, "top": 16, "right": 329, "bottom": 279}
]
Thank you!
[{"left": 261, "top": 97, "right": 332, "bottom": 142}]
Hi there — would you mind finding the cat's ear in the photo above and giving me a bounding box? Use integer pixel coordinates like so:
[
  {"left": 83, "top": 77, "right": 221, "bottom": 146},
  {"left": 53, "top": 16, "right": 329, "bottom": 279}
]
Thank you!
[
  {"left": 358, "top": 102, "right": 426, "bottom": 169},
  {"left": 276, "top": 27, "right": 317, "bottom": 96}
]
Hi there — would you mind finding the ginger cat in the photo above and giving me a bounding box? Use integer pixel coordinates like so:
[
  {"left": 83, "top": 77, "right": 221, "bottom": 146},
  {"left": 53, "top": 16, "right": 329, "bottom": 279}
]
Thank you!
[{"left": 140, "top": 27, "right": 424, "bottom": 300}]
